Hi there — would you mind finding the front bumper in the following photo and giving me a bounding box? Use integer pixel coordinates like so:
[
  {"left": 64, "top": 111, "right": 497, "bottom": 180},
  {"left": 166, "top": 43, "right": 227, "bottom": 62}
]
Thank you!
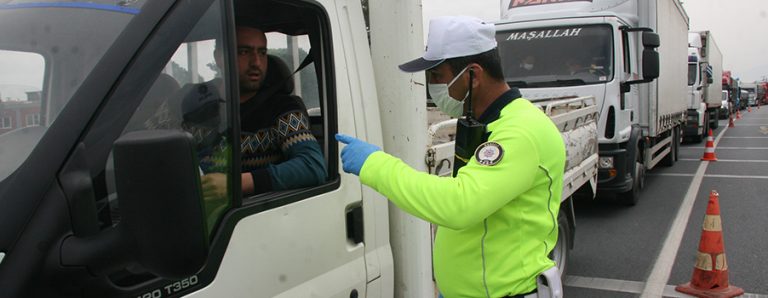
[{"left": 597, "top": 146, "right": 632, "bottom": 193}]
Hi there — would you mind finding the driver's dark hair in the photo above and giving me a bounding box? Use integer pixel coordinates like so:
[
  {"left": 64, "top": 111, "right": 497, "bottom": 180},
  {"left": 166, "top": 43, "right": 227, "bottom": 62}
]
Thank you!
[{"left": 445, "top": 48, "right": 505, "bottom": 81}]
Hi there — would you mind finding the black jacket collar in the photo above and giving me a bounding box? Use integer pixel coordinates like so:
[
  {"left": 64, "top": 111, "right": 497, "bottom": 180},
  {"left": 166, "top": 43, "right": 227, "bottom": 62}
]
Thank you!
[{"left": 477, "top": 88, "right": 522, "bottom": 124}]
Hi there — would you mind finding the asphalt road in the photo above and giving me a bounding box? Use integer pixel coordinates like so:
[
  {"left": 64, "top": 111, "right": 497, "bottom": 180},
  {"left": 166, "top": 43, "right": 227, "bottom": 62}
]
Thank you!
[{"left": 563, "top": 106, "right": 768, "bottom": 297}]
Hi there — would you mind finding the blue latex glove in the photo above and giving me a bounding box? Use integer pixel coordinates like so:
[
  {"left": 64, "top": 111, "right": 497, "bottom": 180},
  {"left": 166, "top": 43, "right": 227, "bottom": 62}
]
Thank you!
[{"left": 335, "top": 133, "right": 381, "bottom": 176}]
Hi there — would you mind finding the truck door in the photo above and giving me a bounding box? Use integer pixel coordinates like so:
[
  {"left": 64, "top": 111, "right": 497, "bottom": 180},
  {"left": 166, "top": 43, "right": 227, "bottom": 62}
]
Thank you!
[{"left": 185, "top": 1, "right": 369, "bottom": 296}]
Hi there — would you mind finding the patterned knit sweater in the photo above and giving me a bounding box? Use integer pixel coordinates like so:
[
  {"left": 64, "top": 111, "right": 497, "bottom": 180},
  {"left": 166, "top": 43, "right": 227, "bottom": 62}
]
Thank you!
[{"left": 239, "top": 93, "right": 326, "bottom": 194}]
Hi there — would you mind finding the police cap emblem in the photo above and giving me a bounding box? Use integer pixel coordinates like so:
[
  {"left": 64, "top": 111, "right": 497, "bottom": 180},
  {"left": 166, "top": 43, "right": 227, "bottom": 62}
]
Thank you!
[{"left": 474, "top": 142, "right": 503, "bottom": 166}]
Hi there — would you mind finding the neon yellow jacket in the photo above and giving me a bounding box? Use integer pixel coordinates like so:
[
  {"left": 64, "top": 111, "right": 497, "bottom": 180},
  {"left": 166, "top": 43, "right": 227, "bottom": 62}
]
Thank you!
[{"left": 359, "top": 91, "right": 565, "bottom": 298}]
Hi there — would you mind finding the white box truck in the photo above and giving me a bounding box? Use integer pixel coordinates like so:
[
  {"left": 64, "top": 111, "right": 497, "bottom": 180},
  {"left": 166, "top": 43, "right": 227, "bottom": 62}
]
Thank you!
[
  {"left": 0, "top": 0, "right": 597, "bottom": 297},
  {"left": 495, "top": 0, "right": 690, "bottom": 205},
  {"left": 685, "top": 30, "right": 723, "bottom": 142}
]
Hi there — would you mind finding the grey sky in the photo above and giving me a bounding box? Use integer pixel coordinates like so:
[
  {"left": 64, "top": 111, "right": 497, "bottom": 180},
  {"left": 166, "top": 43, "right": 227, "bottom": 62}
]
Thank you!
[{"left": 422, "top": 0, "right": 768, "bottom": 82}]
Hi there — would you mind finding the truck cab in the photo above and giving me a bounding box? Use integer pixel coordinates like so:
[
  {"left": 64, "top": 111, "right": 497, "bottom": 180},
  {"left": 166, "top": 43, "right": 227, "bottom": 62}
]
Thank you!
[
  {"left": 495, "top": 0, "right": 685, "bottom": 205},
  {"left": 685, "top": 34, "right": 708, "bottom": 141},
  {"left": 0, "top": 0, "right": 405, "bottom": 297}
]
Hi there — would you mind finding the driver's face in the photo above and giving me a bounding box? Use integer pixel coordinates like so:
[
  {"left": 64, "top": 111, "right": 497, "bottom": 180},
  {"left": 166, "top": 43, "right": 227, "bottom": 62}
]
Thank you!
[{"left": 236, "top": 27, "right": 268, "bottom": 99}]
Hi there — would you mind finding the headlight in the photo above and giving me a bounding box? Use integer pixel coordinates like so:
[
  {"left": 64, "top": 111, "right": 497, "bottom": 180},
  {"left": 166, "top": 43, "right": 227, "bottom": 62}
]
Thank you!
[{"left": 598, "top": 156, "right": 614, "bottom": 169}]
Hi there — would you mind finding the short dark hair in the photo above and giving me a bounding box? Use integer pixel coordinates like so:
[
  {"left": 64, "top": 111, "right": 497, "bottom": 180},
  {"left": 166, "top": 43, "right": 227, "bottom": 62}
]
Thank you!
[{"left": 444, "top": 48, "right": 505, "bottom": 81}]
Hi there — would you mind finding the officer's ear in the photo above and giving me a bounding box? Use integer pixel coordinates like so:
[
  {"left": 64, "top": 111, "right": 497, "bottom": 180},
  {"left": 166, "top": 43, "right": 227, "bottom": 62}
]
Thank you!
[{"left": 468, "top": 63, "right": 483, "bottom": 89}]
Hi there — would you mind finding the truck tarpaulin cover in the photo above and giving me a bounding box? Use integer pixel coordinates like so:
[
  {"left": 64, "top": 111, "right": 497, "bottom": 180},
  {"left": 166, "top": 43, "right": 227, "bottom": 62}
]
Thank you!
[{"left": 508, "top": 0, "right": 593, "bottom": 9}]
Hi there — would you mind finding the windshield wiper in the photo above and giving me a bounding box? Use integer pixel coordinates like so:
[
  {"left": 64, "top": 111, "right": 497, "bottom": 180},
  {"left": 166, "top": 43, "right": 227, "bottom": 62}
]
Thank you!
[
  {"left": 553, "top": 79, "right": 586, "bottom": 86},
  {"left": 527, "top": 79, "right": 587, "bottom": 87}
]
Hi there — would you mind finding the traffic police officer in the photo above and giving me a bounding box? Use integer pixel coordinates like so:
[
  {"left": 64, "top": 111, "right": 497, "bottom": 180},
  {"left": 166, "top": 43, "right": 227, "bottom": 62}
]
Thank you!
[{"left": 335, "top": 16, "right": 565, "bottom": 298}]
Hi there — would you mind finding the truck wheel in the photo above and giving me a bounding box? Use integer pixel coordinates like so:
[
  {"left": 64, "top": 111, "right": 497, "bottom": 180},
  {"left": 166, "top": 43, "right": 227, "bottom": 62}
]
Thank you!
[
  {"left": 549, "top": 210, "right": 570, "bottom": 276},
  {"left": 700, "top": 114, "right": 709, "bottom": 141},
  {"left": 660, "top": 127, "right": 678, "bottom": 167},
  {"left": 711, "top": 110, "right": 719, "bottom": 129},
  {"left": 620, "top": 161, "right": 644, "bottom": 206},
  {"left": 675, "top": 127, "right": 681, "bottom": 162}
]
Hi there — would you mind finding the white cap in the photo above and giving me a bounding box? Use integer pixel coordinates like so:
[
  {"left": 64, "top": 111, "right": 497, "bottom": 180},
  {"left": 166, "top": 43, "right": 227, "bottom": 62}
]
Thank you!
[{"left": 399, "top": 16, "right": 497, "bottom": 72}]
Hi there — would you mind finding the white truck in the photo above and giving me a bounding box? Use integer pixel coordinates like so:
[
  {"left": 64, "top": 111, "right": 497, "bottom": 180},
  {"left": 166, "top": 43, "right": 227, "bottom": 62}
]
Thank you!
[
  {"left": 685, "top": 30, "right": 723, "bottom": 142},
  {"left": 741, "top": 82, "right": 758, "bottom": 107},
  {"left": 0, "top": 0, "right": 595, "bottom": 297},
  {"left": 495, "top": 0, "right": 690, "bottom": 205}
]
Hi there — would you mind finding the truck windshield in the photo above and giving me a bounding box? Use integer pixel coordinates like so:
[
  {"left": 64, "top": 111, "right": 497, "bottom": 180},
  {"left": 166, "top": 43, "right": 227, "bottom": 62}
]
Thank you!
[
  {"left": 496, "top": 25, "right": 613, "bottom": 88},
  {"left": 687, "top": 64, "right": 697, "bottom": 86},
  {"left": 0, "top": 1, "right": 145, "bottom": 182}
]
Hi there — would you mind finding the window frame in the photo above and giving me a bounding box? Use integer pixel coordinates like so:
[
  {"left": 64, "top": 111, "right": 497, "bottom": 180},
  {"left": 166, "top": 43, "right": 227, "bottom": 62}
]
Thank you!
[
  {"left": 233, "top": 2, "right": 339, "bottom": 210},
  {"left": 0, "top": 116, "right": 11, "bottom": 129}
]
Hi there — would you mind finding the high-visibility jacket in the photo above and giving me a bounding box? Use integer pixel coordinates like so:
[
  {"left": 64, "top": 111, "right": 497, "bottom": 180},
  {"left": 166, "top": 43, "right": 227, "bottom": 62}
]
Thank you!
[{"left": 359, "top": 89, "right": 565, "bottom": 298}]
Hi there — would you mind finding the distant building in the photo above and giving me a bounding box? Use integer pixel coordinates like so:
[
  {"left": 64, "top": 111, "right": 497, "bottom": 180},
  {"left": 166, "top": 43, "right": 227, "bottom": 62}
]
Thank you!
[{"left": 0, "top": 91, "right": 42, "bottom": 135}]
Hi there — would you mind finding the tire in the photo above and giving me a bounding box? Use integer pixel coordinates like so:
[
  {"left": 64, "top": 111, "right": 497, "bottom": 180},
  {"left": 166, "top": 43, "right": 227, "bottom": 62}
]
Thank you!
[
  {"left": 660, "top": 127, "right": 678, "bottom": 167},
  {"left": 693, "top": 114, "right": 708, "bottom": 143},
  {"left": 620, "top": 161, "right": 644, "bottom": 206},
  {"left": 711, "top": 110, "right": 719, "bottom": 129},
  {"left": 550, "top": 210, "right": 570, "bottom": 276}
]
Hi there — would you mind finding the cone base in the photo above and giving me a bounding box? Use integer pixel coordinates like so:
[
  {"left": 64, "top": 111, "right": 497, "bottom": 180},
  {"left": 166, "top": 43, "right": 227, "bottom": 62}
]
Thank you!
[
  {"left": 676, "top": 282, "right": 744, "bottom": 298},
  {"left": 701, "top": 156, "right": 718, "bottom": 161}
]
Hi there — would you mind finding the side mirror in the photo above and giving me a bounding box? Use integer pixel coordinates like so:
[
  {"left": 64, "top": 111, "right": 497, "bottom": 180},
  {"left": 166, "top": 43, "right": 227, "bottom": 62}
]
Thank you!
[
  {"left": 642, "top": 32, "right": 660, "bottom": 48},
  {"left": 62, "top": 130, "right": 209, "bottom": 279},
  {"left": 642, "top": 49, "right": 659, "bottom": 80},
  {"left": 622, "top": 29, "right": 660, "bottom": 92},
  {"left": 114, "top": 130, "right": 209, "bottom": 278}
]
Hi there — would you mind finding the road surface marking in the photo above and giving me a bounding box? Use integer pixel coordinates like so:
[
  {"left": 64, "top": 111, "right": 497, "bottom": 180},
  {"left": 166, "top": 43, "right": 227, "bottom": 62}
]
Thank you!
[
  {"left": 648, "top": 173, "right": 768, "bottom": 179},
  {"left": 680, "top": 147, "right": 768, "bottom": 150},
  {"left": 679, "top": 158, "right": 768, "bottom": 163},
  {"left": 720, "top": 136, "right": 768, "bottom": 139},
  {"left": 639, "top": 127, "right": 728, "bottom": 297},
  {"left": 564, "top": 275, "right": 768, "bottom": 297}
]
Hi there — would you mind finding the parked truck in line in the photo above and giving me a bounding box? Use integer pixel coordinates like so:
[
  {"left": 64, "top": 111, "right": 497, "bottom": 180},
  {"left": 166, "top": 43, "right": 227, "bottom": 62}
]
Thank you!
[
  {"left": 494, "top": 0, "right": 687, "bottom": 205},
  {"left": 741, "top": 82, "right": 758, "bottom": 107},
  {"left": 722, "top": 70, "right": 736, "bottom": 115},
  {"left": 684, "top": 31, "right": 723, "bottom": 142},
  {"left": 0, "top": 0, "right": 597, "bottom": 297},
  {"left": 760, "top": 82, "right": 768, "bottom": 105}
]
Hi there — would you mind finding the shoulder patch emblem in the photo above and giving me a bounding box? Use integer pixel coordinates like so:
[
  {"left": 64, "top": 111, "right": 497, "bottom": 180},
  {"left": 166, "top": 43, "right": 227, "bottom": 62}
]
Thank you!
[{"left": 474, "top": 142, "right": 504, "bottom": 166}]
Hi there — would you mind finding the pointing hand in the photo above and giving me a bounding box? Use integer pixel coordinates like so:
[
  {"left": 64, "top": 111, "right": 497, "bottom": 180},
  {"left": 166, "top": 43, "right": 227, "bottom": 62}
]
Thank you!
[{"left": 335, "top": 133, "right": 381, "bottom": 176}]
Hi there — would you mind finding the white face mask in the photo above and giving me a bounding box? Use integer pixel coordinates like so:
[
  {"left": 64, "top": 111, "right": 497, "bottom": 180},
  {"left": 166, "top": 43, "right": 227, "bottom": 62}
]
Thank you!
[
  {"left": 428, "top": 66, "right": 469, "bottom": 118},
  {"left": 522, "top": 63, "right": 534, "bottom": 70}
]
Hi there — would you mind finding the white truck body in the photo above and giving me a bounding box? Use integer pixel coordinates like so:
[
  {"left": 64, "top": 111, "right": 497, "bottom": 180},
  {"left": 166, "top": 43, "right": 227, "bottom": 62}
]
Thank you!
[
  {"left": 495, "top": 0, "right": 689, "bottom": 204},
  {"left": 685, "top": 30, "right": 723, "bottom": 140}
]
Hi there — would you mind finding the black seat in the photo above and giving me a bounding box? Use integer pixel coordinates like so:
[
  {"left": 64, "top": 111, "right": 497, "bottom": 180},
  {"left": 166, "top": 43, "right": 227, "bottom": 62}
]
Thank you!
[
  {"left": 126, "top": 73, "right": 181, "bottom": 131},
  {"left": 263, "top": 54, "right": 295, "bottom": 95}
]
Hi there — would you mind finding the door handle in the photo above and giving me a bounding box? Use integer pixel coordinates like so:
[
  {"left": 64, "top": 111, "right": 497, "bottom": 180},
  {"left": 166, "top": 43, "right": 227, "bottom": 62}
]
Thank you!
[{"left": 345, "top": 204, "right": 364, "bottom": 244}]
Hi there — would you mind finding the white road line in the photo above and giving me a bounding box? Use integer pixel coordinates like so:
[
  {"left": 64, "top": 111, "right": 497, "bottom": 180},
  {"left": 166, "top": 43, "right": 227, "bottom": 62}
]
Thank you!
[
  {"left": 564, "top": 275, "right": 768, "bottom": 297},
  {"left": 680, "top": 147, "right": 768, "bottom": 150},
  {"left": 720, "top": 136, "right": 768, "bottom": 139},
  {"left": 705, "top": 174, "right": 768, "bottom": 179},
  {"left": 564, "top": 275, "right": 643, "bottom": 294},
  {"left": 639, "top": 127, "right": 728, "bottom": 297},
  {"left": 679, "top": 158, "right": 768, "bottom": 163},
  {"left": 648, "top": 173, "right": 694, "bottom": 177},
  {"left": 649, "top": 173, "right": 768, "bottom": 179}
]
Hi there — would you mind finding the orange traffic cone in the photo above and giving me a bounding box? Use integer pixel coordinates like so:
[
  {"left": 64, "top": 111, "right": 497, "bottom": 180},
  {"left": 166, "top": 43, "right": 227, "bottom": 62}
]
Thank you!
[
  {"left": 736, "top": 110, "right": 742, "bottom": 120},
  {"left": 701, "top": 129, "right": 717, "bottom": 161},
  {"left": 748, "top": 106, "right": 752, "bottom": 113},
  {"left": 676, "top": 191, "right": 743, "bottom": 298},
  {"left": 727, "top": 113, "right": 735, "bottom": 128}
]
